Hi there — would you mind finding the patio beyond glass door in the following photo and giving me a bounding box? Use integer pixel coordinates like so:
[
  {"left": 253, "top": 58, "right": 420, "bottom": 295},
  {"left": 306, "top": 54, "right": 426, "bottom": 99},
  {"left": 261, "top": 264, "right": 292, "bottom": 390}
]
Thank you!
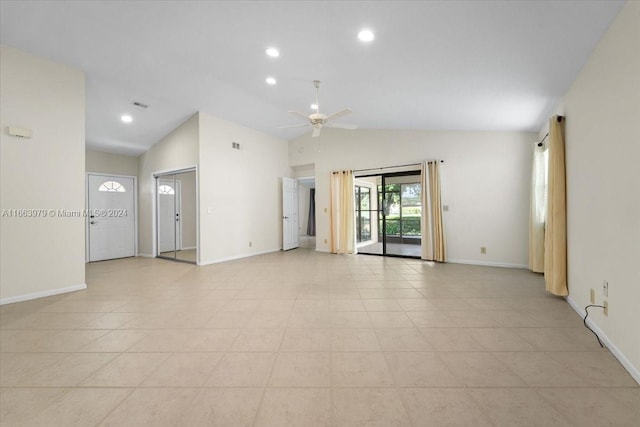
[{"left": 356, "top": 171, "right": 422, "bottom": 258}]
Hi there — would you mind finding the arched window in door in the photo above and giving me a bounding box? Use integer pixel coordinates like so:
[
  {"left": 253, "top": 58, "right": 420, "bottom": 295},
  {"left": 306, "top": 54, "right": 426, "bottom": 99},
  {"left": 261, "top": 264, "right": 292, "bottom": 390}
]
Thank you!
[
  {"left": 98, "top": 180, "right": 126, "bottom": 192},
  {"left": 158, "top": 184, "right": 175, "bottom": 195}
]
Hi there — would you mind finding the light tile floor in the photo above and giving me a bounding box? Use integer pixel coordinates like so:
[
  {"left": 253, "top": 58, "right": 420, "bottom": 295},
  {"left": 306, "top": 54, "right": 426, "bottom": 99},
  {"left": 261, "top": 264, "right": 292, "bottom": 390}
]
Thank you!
[{"left": 1, "top": 249, "right": 638, "bottom": 426}]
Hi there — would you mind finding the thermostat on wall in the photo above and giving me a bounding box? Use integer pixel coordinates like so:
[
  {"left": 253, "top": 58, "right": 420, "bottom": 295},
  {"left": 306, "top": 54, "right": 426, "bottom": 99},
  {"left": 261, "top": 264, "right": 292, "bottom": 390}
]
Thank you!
[{"left": 7, "top": 126, "right": 32, "bottom": 138}]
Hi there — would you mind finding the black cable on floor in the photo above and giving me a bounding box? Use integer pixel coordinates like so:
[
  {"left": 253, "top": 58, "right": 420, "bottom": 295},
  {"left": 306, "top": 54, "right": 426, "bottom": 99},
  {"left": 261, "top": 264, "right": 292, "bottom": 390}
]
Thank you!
[{"left": 583, "top": 304, "right": 605, "bottom": 348}]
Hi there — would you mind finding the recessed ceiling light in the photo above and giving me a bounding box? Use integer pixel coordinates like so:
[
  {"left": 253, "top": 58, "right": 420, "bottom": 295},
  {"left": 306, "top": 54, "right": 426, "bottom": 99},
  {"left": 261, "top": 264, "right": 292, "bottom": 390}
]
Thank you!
[
  {"left": 358, "top": 29, "right": 375, "bottom": 42},
  {"left": 265, "top": 76, "right": 277, "bottom": 85},
  {"left": 265, "top": 47, "right": 280, "bottom": 58},
  {"left": 120, "top": 114, "right": 133, "bottom": 123},
  {"left": 310, "top": 104, "right": 318, "bottom": 110}
]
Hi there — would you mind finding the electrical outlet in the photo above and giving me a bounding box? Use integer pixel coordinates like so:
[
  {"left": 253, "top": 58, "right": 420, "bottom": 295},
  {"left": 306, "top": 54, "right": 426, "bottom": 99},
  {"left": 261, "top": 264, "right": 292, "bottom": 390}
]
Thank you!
[
  {"left": 603, "top": 300, "right": 608, "bottom": 316},
  {"left": 480, "top": 247, "right": 487, "bottom": 254},
  {"left": 603, "top": 280, "right": 608, "bottom": 297},
  {"left": 590, "top": 288, "right": 595, "bottom": 304}
]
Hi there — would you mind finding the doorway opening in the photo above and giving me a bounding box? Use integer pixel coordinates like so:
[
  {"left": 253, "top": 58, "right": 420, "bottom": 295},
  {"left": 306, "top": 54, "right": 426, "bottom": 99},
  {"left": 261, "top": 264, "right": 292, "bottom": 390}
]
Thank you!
[
  {"left": 155, "top": 168, "right": 197, "bottom": 264},
  {"left": 297, "top": 176, "right": 316, "bottom": 249},
  {"left": 355, "top": 171, "right": 422, "bottom": 258}
]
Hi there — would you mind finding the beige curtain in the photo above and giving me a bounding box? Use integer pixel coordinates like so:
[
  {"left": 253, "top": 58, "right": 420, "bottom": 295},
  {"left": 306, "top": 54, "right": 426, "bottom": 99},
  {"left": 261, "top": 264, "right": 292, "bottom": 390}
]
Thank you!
[
  {"left": 529, "top": 144, "right": 548, "bottom": 273},
  {"left": 420, "top": 161, "right": 446, "bottom": 262},
  {"left": 544, "top": 116, "right": 568, "bottom": 296},
  {"left": 330, "top": 170, "right": 355, "bottom": 254}
]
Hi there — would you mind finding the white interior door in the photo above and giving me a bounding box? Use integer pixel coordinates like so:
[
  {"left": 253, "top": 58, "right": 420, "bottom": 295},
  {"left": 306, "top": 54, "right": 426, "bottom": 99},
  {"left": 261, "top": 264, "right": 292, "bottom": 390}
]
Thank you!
[
  {"left": 158, "top": 179, "right": 182, "bottom": 254},
  {"left": 282, "top": 177, "right": 299, "bottom": 251},
  {"left": 88, "top": 174, "right": 135, "bottom": 261}
]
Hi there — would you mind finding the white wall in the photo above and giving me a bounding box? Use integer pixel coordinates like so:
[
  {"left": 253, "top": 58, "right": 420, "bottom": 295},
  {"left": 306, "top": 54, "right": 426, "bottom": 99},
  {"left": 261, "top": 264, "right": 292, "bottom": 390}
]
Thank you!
[
  {"left": 138, "top": 114, "right": 199, "bottom": 256},
  {"left": 290, "top": 129, "right": 535, "bottom": 267},
  {"left": 555, "top": 1, "right": 640, "bottom": 381},
  {"left": 86, "top": 149, "right": 138, "bottom": 177},
  {"left": 198, "top": 112, "right": 291, "bottom": 264},
  {"left": 0, "top": 45, "right": 86, "bottom": 303}
]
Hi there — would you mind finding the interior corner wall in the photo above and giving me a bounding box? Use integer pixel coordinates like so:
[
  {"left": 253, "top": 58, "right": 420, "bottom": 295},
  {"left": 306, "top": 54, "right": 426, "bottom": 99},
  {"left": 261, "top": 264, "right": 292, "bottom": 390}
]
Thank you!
[
  {"left": 0, "top": 45, "right": 86, "bottom": 303},
  {"left": 86, "top": 149, "right": 139, "bottom": 177},
  {"left": 558, "top": 1, "right": 640, "bottom": 381},
  {"left": 198, "top": 112, "right": 291, "bottom": 264},
  {"left": 137, "top": 113, "right": 199, "bottom": 256},
  {"left": 289, "top": 128, "right": 535, "bottom": 267}
]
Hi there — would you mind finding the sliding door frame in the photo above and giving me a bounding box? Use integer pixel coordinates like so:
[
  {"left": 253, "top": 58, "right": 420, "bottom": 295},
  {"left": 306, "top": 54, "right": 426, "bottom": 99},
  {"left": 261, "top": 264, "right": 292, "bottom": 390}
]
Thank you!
[
  {"left": 153, "top": 166, "right": 198, "bottom": 265},
  {"left": 355, "top": 170, "right": 421, "bottom": 259}
]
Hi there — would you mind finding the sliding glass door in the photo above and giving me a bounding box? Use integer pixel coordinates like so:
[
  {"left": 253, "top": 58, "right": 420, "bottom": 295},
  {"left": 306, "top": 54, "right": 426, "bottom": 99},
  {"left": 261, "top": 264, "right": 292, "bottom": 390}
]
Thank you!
[
  {"left": 356, "top": 171, "right": 422, "bottom": 258},
  {"left": 156, "top": 168, "right": 197, "bottom": 264}
]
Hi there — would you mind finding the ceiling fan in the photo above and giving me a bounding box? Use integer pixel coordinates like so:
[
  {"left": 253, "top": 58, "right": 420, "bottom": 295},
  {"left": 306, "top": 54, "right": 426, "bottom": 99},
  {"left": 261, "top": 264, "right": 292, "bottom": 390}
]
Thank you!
[{"left": 280, "top": 80, "right": 357, "bottom": 137}]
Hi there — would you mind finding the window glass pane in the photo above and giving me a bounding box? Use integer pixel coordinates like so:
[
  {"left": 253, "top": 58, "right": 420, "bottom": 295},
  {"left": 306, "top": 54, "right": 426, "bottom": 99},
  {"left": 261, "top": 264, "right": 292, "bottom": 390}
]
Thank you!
[
  {"left": 158, "top": 184, "right": 175, "bottom": 195},
  {"left": 401, "top": 206, "right": 421, "bottom": 217},
  {"left": 385, "top": 218, "right": 400, "bottom": 235},
  {"left": 360, "top": 189, "right": 370, "bottom": 210},
  {"left": 361, "top": 217, "right": 371, "bottom": 241},
  {"left": 385, "top": 193, "right": 400, "bottom": 217},
  {"left": 402, "top": 218, "right": 421, "bottom": 236},
  {"left": 98, "top": 180, "right": 126, "bottom": 192},
  {"left": 401, "top": 183, "right": 421, "bottom": 205}
]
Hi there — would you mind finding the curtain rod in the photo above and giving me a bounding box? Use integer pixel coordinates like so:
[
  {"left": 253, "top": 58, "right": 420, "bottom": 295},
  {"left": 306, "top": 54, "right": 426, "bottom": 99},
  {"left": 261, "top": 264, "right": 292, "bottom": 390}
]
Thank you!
[
  {"left": 353, "top": 160, "right": 444, "bottom": 174},
  {"left": 536, "top": 115, "right": 564, "bottom": 146}
]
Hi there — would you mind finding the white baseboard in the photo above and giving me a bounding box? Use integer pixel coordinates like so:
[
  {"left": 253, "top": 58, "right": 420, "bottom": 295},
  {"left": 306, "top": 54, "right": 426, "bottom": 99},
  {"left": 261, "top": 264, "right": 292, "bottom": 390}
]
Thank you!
[
  {"left": 566, "top": 296, "right": 640, "bottom": 385},
  {"left": 137, "top": 253, "right": 154, "bottom": 258},
  {"left": 0, "top": 283, "right": 87, "bottom": 306},
  {"left": 199, "top": 248, "right": 281, "bottom": 266},
  {"left": 181, "top": 246, "right": 196, "bottom": 250},
  {"left": 447, "top": 259, "right": 528, "bottom": 269}
]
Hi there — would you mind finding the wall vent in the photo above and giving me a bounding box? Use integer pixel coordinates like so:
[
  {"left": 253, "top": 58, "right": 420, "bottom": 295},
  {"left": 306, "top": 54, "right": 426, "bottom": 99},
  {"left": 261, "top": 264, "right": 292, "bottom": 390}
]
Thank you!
[{"left": 132, "top": 101, "right": 148, "bottom": 109}]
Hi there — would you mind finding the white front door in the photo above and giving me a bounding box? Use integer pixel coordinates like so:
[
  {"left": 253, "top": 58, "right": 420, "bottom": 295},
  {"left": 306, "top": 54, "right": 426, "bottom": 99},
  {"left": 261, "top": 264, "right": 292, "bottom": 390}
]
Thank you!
[
  {"left": 88, "top": 174, "right": 135, "bottom": 261},
  {"left": 158, "top": 179, "right": 182, "bottom": 254},
  {"left": 282, "top": 177, "right": 299, "bottom": 251}
]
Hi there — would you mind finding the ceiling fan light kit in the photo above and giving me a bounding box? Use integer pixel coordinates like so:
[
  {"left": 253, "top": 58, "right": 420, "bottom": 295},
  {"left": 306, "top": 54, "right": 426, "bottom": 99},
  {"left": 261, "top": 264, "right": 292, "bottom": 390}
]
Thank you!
[{"left": 280, "top": 80, "right": 358, "bottom": 137}]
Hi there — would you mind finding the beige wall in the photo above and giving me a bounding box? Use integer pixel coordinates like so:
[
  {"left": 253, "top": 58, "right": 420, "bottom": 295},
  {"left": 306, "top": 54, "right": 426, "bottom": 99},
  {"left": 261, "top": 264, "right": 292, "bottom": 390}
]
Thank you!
[
  {"left": 290, "top": 129, "right": 535, "bottom": 267},
  {"left": 557, "top": 1, "right": 640, "bottom": 382},
  {"left": 0, "top": 45, "right": 86, "bottom": 303},
  {"left": 86, "top": 149, "right": 138, "bottom": 177},
  {"left": 138, "top": 114, "right": 199, "bottom": 256},
  {"left": 198, "top": 112, "right": 291, "bottom": 264}
]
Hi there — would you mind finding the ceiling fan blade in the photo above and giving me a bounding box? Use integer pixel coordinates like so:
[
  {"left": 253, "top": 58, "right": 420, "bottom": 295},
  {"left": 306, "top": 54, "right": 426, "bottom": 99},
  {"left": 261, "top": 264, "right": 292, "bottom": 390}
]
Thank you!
[
  {"left": 325, "top": 122, "right": 358, "bottom": 130},
  {"left": 278, "top": 123, "right": 310, "bottom": 129},
  {"left": 326, "top": 108, "right": 352, "bottom": 121},
  {"left": 312, "top": 127, "right": 321, "bottom": 138},
  {"left": 288, "top": 111, "right": 310, "bottom": 120}
]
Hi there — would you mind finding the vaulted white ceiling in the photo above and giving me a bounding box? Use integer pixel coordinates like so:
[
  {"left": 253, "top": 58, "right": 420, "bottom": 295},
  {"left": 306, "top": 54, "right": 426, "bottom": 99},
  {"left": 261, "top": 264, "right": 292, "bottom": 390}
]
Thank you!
[{"left": 0, "top": 1, "right": 624, "bottom": 155}]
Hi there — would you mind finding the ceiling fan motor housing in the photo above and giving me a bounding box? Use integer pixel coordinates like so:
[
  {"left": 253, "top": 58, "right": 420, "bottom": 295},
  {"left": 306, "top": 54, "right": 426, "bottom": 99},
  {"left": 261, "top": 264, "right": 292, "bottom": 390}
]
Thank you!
[{"left": 309, "top": 113, "right": 327, "bottom": 125}]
